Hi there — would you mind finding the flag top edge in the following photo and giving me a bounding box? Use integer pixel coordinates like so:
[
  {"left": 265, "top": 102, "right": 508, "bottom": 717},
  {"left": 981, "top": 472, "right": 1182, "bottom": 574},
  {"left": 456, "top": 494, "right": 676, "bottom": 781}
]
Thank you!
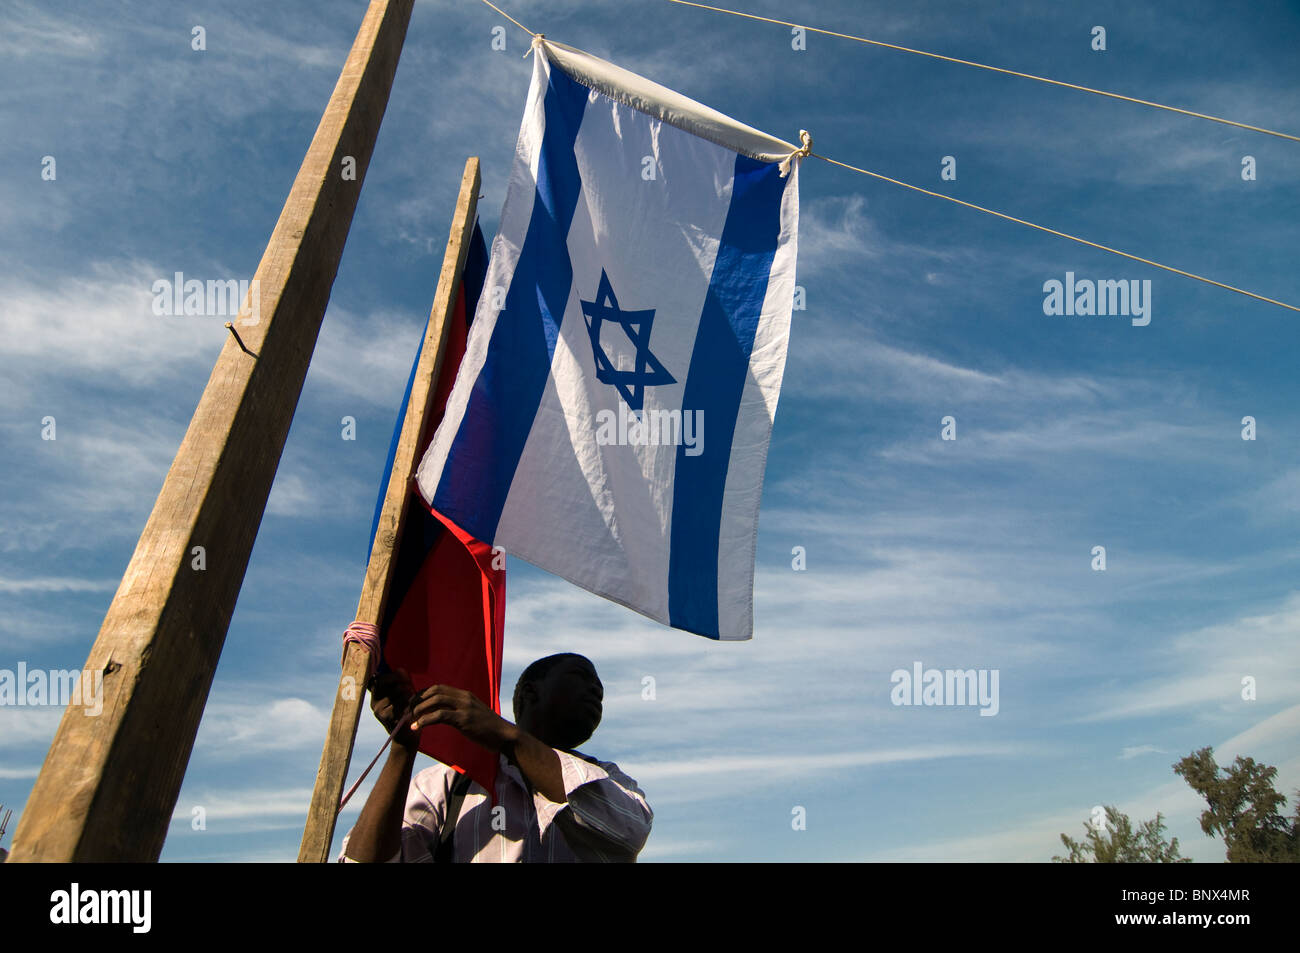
[{"left": 539, "top": 38, "right": 798, "bottom": 164}]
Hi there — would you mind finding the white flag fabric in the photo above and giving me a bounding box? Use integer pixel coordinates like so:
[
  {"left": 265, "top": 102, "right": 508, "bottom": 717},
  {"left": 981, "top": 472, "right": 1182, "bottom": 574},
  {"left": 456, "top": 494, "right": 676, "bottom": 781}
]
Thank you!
[{"left": 416, "top": 38, "right": 801, "bottom": 640}]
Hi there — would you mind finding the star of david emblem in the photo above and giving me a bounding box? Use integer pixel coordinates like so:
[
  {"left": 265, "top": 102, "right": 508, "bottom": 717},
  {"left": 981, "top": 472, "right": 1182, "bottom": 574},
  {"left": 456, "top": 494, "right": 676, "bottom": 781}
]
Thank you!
[{"left": 580, "top": 269, "right": 675, "bottom": 412}]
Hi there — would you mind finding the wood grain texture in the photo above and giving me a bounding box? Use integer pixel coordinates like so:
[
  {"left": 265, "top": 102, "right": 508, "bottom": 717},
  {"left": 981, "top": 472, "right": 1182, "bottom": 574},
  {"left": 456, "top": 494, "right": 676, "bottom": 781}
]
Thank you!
[
  {"left": 297, "top": 158, "right": 481, "bottom": 864},
  {"left": 8, "top": 0, "right": 417, "bottom": 863}
]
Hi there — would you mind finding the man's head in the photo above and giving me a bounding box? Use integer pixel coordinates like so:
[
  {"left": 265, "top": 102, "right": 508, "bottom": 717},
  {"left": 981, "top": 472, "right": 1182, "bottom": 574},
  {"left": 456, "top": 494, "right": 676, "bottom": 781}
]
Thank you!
[{"left": 512, "top": 653, "right": 603, "bottom": 751}]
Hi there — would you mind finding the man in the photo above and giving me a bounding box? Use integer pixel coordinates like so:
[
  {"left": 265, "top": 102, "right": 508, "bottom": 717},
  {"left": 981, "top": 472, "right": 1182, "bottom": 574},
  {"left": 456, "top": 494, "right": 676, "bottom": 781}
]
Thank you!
[{"left": 340, "top": 653, "right": 652, "bottom": 862}]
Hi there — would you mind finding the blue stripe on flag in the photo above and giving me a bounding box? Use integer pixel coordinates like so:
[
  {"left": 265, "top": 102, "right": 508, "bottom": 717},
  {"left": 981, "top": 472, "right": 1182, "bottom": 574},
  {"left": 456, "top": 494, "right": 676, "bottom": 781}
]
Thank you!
[
  {"left": 432, "top": 66, "right": 589, "bottom": 541},
  {"left": 668, "top": 155, "right": 787, "bottom": 637}
]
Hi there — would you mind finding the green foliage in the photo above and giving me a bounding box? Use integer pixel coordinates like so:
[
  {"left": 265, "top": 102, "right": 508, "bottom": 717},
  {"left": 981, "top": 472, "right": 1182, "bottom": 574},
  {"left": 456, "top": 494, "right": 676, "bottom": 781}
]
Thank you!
[
  {"left": 1054, "top": 805, "right": 1191, "bottom": 863},
  {"left": 1174, "top": 747, "right": 1300, "bottom": 863}
]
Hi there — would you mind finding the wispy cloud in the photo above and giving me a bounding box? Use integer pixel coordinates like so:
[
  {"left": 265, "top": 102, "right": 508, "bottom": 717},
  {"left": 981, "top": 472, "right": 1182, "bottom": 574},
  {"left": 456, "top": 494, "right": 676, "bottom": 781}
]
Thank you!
[
  {"left": 1077, "top": 594, "right": 1300, "bottom": 723},
  {"left": 0, "top": 576, "right": 117, "bottom": 594},
  {"left": 168, "top": 786, "right": 314, "bottom": 822},
  {"left": 193, "top": 697, "right": 330, "bottom": 759},
  {"left": 0, "top": 2, "right": 99, "bottom": 58},
  {"left": 635, "top": 745, "right": 1025, "bottom": 782},
  {"left": 1119, "top": 744, "right": 1165, "bottom": 760}
]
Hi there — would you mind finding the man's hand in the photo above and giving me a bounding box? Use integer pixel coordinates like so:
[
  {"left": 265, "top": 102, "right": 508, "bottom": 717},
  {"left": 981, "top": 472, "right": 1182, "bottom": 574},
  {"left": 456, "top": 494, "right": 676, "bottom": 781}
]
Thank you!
[
  {"left": 409, "top": 685, "right": 520, "bottom": 754},
  {"left": 371, "top": 669, "right": 418, "bottom": 748}
]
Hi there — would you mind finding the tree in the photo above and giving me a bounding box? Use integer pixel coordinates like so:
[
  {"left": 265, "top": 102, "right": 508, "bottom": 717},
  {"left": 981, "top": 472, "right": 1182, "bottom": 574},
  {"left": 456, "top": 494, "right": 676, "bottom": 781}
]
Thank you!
[
  {"left": 1054, "top": 805, "right": 1191, "bottom": 862},
  {"left": 1174, "top": 747, "right": 1300, "bottom": 862}
]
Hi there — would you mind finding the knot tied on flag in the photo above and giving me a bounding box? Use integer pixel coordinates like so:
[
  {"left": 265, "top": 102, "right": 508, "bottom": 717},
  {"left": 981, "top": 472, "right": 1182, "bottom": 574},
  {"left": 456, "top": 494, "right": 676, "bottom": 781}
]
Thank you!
[{"left": 779, "top": 129, "right": 813, "bottom": 178}]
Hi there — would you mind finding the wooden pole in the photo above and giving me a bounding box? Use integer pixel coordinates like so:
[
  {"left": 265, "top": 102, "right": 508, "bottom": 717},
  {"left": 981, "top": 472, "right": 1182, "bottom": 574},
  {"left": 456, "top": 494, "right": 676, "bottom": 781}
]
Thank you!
[
  {"left": 298, "top": 158, "right": 481, "bottom": 864},
  {"left": 8, "top": 0, "right": 417, "bottom": 863}
]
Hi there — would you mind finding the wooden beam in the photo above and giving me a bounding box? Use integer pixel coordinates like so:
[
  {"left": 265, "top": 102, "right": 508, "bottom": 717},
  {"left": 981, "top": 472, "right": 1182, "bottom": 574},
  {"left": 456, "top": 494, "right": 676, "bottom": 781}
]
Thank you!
[
  {"left": 298, "top": 157, "right": 481, "bottom": 864},
  {"left": 8, "top": 0, "right": 417, "bottom": 863}
]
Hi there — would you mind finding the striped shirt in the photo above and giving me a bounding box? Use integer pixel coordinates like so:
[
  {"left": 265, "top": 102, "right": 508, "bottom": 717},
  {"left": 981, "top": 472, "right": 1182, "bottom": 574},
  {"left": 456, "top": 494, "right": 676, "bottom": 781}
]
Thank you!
[{"left": 339, "top": 749, "right": 652, "bottom": 863}]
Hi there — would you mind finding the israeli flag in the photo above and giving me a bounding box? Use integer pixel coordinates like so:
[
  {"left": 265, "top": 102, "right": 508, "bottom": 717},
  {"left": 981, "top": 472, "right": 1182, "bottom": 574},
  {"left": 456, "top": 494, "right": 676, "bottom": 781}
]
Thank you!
[{"left": 416, "top": 38, "right": 801, "bottom": 640}]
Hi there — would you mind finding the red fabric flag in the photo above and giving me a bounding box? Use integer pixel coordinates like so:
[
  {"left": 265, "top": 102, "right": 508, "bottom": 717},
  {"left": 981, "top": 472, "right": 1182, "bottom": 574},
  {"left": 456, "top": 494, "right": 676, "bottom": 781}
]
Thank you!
[{"left": 380, "top": 225, "right": 503, "bottom": 797}]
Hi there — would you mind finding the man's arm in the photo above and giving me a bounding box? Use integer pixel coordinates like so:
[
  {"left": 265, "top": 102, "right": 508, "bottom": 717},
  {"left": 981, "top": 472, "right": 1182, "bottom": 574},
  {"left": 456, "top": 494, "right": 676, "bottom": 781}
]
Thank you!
[
  {"left": 541, "top": 754, "right": 654, "bottom": 861},
  {"left": 339, "top": 671, "right": 424, "bottom": 863},
  {"left": 408, "top": 685, "right": 567, "bottom": 802},
  {"left": 502, "top": 727, "right": 567, "bottom": 803},
  {"left": 340, "top": 742, "right": 419, "bottom": 862}
]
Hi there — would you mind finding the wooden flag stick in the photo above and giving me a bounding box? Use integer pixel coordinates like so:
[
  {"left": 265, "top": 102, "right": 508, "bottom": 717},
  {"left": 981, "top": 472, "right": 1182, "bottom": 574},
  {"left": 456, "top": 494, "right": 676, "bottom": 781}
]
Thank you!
[
  {"left": 298, "top": 158, "right": 481, "bottom": 864},
  {"left": 9, "top": 0, "right": 417, "bottom": 863}
]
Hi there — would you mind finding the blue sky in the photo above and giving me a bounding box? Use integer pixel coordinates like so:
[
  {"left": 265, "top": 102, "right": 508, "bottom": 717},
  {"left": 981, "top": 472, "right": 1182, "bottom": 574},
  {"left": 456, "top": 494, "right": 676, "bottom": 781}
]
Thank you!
[{"left": 2, "top": 0, "right": 1298, "bottom": 862}]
